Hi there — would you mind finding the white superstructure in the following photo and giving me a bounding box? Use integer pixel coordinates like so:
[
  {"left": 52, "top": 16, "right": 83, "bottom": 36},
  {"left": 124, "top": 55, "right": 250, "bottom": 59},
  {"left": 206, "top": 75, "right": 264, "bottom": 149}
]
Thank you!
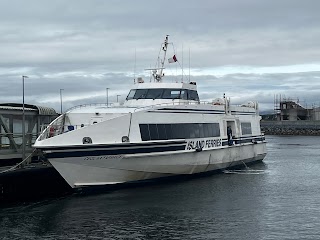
[{"left": 33, "top": 36, "right": 267, "bottom": 188}]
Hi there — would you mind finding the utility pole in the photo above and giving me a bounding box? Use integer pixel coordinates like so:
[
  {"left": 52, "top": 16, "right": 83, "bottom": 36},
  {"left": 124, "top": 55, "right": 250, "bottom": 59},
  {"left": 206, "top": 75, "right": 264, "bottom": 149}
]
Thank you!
[
  {"left": 106, "top": 88, "right": 110, "bottom": 107},
  {"left": 22, "top": 75, "right": 28, "bottom": 160},
  {"left": 60, "top": 88, "right": 64, "bottom": 114}
]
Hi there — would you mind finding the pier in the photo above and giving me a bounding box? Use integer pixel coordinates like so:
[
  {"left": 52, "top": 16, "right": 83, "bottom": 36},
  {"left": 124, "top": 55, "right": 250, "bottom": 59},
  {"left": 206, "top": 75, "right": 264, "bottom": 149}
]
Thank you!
[
  {"left": 0, "top": 103, "right": 58, "bottom": 166},
  {"left": 0, "top": 103, "right": 70, "bottom": 203},
  {"left": 261, "top": 120, "right": 320, "bottom": 135}
]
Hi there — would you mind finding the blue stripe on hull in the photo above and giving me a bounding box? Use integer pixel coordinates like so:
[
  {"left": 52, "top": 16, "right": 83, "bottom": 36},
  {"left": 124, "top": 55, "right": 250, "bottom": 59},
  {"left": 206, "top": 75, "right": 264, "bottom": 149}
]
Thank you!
[
  {"left": 46, "top": 144, "right": 186, "bottom": 159},
  {"left": 41, "top": 140, "right": 186, "bottom": 151},
  {"left": 42, "top": 136, "right": 265, "bottom": 159}
]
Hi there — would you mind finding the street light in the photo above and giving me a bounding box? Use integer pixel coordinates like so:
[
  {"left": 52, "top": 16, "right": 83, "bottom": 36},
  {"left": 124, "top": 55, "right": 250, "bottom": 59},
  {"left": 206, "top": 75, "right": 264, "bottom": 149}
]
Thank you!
[
  {"left": 117, "top": 94, "right": 121, "bottom": 103},
  {"left": 60, "top": 89, "right": 64, "bottom": 114},
  {"left": 22, "top": 75, "right": 28, "bottom": 160},
  {"left": 106, "top": 88, "right": 110, "bottom": 107}
]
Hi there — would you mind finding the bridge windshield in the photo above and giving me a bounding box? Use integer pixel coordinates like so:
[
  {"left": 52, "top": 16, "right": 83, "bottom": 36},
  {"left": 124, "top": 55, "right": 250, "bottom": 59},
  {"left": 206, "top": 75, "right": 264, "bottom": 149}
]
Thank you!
[{"left": 126, "top": 89, "right": 199, "bottom": 101}]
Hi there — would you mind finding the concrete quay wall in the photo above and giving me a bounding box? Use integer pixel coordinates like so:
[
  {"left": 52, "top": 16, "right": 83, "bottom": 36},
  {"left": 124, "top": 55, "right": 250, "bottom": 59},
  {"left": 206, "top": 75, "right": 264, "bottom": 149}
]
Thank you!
[{"left": 261, "top": 121, "right": 320, "bottom": 135}]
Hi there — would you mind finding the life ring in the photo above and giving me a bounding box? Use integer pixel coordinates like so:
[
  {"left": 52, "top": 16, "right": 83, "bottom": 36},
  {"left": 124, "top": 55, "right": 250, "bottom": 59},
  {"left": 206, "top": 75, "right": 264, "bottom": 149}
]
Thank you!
[{"left": 49, "top": 126, "right": 55, "bottom": 137}]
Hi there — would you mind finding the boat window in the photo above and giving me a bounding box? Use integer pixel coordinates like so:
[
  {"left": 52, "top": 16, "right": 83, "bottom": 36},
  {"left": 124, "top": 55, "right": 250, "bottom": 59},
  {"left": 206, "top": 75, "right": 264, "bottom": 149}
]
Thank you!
[
  {"left": 162, "top": 89, "right": 188, "bottom": 99},
  {"left": 172, "top": 90, "right": 181, "bottom": 99},
  {"left": 241, "top": 122, "right": 252, "bottom": 135},
  {"left": 185, "top": 123, "right": 195, "bottom": 138},
  {"left": 198, "top": 123, "right": 205, "bottom": 138},
  {"left": 139, "top": 124, "right": 150, "bottom": 141},
  {"left": 188, "top": 90, "right": 199, "bottom": 101},
  {"left": 165, "top": 124, "right": 173, "bottom": 139},
  {"left": 145, "top": 89, "right": 164, "bottom": 99},
  {"left": 139, "top": 123, "right": 220, "bottom": 141},
  {"left": 210, "top": 123, "right": 220, "bottom": 137},
  {"left": 126, "top": 89, "right": 136, "bottom": 100},
  {"left": 134, "top": 89, "right": 148, "bottom": 99},
  {"left": 162, "top": 89, "right": 175, "bottom": 99},
  {"left": 171, "top": 124, "right": 186, "bottom": 139},
  {"left": 193, "top": 124, "right": 200, "bottom": 138},
  {"left": 129, "top": 88, "right": 197, "bottom": 100},
  {"left": 180, "top": 90, "right": 188, "bottom": 100},
  {"left": 148, "top": 124, "right": 159, "bottom": 140},
  {"left": 203, "top": 124, "right": 211, "bottom": 137},
  {"left": 157, "top": 124, "right": 167, "bottom": 140}
]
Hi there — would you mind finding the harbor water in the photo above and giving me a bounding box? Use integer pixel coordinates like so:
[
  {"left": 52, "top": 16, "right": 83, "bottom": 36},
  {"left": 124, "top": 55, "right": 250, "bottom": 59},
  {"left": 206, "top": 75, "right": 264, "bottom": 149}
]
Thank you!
[{"left": 1, "top": 135, "right": 320, "bottom": 239}]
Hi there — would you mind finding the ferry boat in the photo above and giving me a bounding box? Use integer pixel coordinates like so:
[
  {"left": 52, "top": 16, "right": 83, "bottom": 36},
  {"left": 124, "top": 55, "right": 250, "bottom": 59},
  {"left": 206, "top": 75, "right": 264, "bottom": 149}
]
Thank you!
[{"left": 33, "top": 36, "right": 267, "bottom": 189}]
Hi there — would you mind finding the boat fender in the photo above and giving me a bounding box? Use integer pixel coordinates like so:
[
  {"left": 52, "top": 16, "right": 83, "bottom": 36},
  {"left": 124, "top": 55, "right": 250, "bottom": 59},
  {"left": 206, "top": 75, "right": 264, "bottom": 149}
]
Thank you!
[{"left": 195, "top": 147, "right": 203, "bottom": 152}]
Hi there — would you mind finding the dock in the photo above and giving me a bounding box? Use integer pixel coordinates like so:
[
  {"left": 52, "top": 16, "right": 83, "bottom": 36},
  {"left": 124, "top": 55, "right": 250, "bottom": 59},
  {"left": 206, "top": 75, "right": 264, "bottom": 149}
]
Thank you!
[
  {"left": 0, "top": 103, "right": 72, "bottom": 204},
  {"left": 0, "top": 163, "right": 72, "bottom": 204},
  {"left": 0, "top": 103, "right": 58, "bottom": 166}
]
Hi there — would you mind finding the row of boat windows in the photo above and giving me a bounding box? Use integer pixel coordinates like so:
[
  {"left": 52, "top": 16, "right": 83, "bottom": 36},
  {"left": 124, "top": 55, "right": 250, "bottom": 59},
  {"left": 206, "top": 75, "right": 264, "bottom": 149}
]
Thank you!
[
  {"left": 139, "top": 123, "right": 220, "bottom": 141},
  {"left": 126, "top": 89, "right": 200, "bottom": 101},
  {"left": 241, "top": 122, "right": 252, "bottom": 135}
]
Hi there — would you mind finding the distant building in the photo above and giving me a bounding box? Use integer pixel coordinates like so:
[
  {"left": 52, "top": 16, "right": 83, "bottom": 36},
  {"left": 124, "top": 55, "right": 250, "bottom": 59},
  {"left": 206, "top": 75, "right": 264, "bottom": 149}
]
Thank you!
[
  {"left": 311, "top": 107, "right": 320, "bottom": 121},
  {"left": 275, "top": 99, "right": 320, "bottom": 121},
  {"left": 277, "top": 100, "right": 311, "bottom": 121}
]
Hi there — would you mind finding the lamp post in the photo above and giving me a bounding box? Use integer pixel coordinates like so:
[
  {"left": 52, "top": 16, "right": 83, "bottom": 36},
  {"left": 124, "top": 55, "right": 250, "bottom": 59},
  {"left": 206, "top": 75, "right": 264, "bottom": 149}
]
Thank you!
[
  {"left": 106, "top": 88, "right": 110, "bottom": 107},
  {"left": 117, "top": 94, "right": 121, "bottom": 103},
  {"left": 60, "top": 89, "right": 64, "bottom": 114},
  {"left": 22, "top": 75, "right": 28, "bottom": 160}
]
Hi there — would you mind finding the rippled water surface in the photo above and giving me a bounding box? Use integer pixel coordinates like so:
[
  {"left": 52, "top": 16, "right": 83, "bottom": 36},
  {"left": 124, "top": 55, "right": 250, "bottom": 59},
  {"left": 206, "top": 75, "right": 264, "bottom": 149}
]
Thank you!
[{"left": 1, "top": 135, "right": 320, "bottom": 239}]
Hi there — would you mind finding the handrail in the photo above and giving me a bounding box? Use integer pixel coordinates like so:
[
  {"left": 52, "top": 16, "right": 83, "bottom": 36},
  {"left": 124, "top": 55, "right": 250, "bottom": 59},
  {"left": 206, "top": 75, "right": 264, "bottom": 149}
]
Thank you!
[
  {"left": 133, "top": 100, "right": 205, "bottom": 112},
  {"left": 65, "top": 102, "right": 126, "bottom": 112},
  {"left": 65, "top": 100, "right": 209, "bottom": 113},
  {"left": 0, "top": 133, "right": 38, "bottom": 138},
  {"left": 65, "top": 100, "right": 257, "bottom": 114},
  {"left": 37, "top": 114, "right": 65, "bottom": 141},
  {"left": 66, "top": 103, "right": 108, "bottom": 112}
]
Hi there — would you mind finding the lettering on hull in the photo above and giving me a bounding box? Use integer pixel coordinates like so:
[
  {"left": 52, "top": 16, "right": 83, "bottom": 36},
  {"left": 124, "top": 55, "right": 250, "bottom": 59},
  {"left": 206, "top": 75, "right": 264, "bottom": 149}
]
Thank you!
[
  {"left": 186, "top": 138, "right": 222, "bottom": 151},
  {"left": 84, "top": 155, "right": 123, "bottom": 161}
]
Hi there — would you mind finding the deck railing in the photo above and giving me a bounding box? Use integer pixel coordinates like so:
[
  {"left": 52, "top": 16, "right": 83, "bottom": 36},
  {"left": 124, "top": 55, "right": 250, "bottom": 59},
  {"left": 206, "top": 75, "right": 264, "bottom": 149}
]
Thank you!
[{"left": 64, "top": 100, "right": 258, "bottom": 114}]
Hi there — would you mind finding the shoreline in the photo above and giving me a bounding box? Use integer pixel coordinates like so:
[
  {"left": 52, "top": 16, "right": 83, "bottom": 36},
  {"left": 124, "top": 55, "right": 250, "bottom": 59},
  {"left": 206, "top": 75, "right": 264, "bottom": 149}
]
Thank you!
[{"left": 261, "top": 120, "right": 320, "bottom": 135}]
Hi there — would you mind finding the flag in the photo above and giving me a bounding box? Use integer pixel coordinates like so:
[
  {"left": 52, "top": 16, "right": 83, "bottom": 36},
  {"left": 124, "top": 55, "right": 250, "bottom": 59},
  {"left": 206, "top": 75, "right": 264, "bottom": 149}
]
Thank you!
[{"left": 168, "top": 54, "right": 177, "bottom": 63}]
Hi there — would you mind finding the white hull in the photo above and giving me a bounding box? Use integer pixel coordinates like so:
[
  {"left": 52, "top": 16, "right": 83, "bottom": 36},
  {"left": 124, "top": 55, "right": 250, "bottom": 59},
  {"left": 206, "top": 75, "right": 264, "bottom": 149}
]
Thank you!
[
  {"left": 33, "top": 36, "right": 268, "bottom": 190},
  {"left": 48, "top": 142, "right": 266, "bottom": 188}
]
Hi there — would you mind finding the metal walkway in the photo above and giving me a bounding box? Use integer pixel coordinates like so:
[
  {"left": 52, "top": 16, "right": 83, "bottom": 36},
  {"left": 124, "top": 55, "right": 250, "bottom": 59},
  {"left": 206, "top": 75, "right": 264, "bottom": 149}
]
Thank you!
[{"left": 0, "top": 103, "right": 58, "bottom": 166}]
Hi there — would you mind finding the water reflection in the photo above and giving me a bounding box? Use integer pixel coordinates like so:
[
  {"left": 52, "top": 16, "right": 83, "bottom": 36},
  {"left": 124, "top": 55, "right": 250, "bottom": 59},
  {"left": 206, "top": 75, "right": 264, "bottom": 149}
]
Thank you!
[{"left": 1, "top": 136, "right": 320, "bottom": 239}]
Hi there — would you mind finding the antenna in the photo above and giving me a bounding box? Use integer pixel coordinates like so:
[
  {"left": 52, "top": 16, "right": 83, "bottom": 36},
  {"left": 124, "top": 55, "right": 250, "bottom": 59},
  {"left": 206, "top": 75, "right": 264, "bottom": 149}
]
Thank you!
[
  {"left": 157, "top": 35, "right": 169, "bottom": 82},
  {"left": 149, "top": 35, "right": 169, "bottom": 82},
  {"left": 188, "top": 47, "right": 190, "bottom": 82},
  {"left": 182, "top": 43, "right": 183, "bottom": 82},
  {"left": 134, "top": 48, "right": 136, "bottom": 84},
  {"left": 149, "top": 65, "right": 152, "bottom": 82}
]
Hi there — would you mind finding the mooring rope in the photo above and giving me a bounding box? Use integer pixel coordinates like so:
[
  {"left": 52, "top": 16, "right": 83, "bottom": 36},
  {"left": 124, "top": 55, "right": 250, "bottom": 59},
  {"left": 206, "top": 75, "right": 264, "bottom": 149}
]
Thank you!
[{"left": 0, "top": 149, "right": 37, "bottom": 174}]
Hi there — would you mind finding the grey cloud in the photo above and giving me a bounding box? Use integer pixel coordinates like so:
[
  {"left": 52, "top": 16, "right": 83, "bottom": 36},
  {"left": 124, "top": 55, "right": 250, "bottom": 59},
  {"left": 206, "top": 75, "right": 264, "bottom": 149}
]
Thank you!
[{"left": 0, "top": 0, "right": 320, "bottom": 113}]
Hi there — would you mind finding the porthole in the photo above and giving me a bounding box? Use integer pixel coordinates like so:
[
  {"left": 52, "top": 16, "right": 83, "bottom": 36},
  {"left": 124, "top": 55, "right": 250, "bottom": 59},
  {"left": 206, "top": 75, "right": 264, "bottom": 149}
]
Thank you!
[{"left": 83, "top": 137, "right": 92, "bottom": 144}]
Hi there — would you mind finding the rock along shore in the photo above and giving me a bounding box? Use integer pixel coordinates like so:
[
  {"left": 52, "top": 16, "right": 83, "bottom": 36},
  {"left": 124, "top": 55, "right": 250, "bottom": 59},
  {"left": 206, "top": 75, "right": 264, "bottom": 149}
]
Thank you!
[{"left": 261, "top": 121, "right": 320, "bottom": 135}]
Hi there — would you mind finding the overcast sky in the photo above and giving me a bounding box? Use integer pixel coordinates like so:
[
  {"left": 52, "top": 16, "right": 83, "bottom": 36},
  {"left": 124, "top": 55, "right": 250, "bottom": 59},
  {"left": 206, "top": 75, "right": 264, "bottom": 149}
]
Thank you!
[{"left": 1, "top": 0, "right": 320, "bottom": 113}]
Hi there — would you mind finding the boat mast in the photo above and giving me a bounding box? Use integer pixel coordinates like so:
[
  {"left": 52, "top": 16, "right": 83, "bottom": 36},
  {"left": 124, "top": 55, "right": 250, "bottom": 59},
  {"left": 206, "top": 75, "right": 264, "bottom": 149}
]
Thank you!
[
  {"left": 158, "top": 35, "right": 169, "bottom": 82},
  {"left": 145, "top": 35, "right": 169, "bottom": 82}
]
